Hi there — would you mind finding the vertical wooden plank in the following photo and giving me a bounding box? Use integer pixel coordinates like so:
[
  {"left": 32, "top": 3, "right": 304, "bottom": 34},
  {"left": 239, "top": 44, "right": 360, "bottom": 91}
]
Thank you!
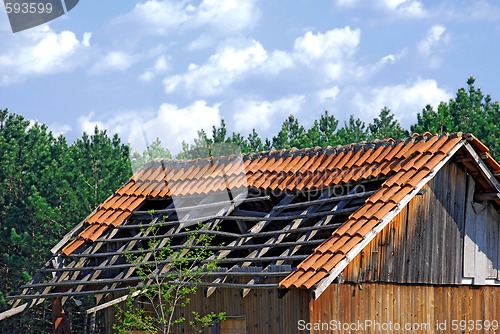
[{"left": 464, "top": 176, "right": 477, "bottom": 278}]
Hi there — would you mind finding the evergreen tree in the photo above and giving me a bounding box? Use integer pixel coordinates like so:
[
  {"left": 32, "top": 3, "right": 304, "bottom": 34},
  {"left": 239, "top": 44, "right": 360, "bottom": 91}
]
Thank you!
[
  {"left": 368, "top": 107, "right": 408, "bottom": 140},
  {"left": 336, "top": 115, "right": 368, "bottom": 144}
]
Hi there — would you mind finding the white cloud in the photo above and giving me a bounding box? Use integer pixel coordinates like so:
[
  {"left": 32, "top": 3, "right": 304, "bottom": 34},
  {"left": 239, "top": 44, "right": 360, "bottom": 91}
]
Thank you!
[
  {"left": 113, "top": 0, "right": 259, "bottom": 39},
  {"left": 138, "top": 55, "right": 170, "bottom": 83},
  {"left": 335, "top": 0, "right": 426, "bottom": 18},
  {"left": 0, "top": 25, "right": 91, "bottom": 84},
  {"left": 90, "top": 51, "right": 136, "bottom": 73},
  {"left": 418, "top": 25, "right": 448, "bottom": 55},
  {"left": 291, "top": 27, "right": 362, "bottom": 82},
  {"left": 293, "top": 27, "right": 360, "bottom": 66},
  {"left": 163, "top": 40, "right": 293, "bottom": 95},
  {"left": 193, "top": 0, "right": 259, "bottom": 33},
  {"left": 316, "top": 86, "right": 340, "bottom": 103},
  {"left": 78, "top": 101, "right": 221, "bottom": 154},
  {"left": 417, "top": 25, "right": 449, "bottom": 69},
  {"left": 233, "top": 95, "right": 305, "bottom": 133},
  {"left": 351, "top": 79, "right": 452, "bottom": 127},
  {"left": 164, "top": 27, "right": 361, "bottom": 96},
  {"left": 48, "top": 122, "right": 72, "bottom": 136}
]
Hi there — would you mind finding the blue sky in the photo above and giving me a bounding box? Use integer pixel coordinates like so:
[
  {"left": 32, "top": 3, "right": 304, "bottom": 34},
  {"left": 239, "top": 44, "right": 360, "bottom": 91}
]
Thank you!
[{"left": 1, "top": 0, "right": 500, "bottom": 154}]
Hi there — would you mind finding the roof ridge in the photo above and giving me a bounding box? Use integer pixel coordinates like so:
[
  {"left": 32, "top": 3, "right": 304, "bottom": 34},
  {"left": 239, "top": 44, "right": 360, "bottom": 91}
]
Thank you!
[{"left": 135, "top": 132, "right": 466, "bottom": 173}]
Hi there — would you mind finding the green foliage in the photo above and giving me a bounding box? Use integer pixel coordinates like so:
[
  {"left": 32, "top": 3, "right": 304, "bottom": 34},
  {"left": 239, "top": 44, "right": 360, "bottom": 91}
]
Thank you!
[
  {"left": 411, "top": 76, "right": 500, "bottom": 156},
  {"left": 336, "top": 115, "right": 368, "bottom": 144},
  {"left": 114, "top": 221, "right": 225, "bottom": 334},
  {"left": 368, "top": 107, "right": 408, "bottom": 140},
  {"left": 130, "top": 138, "right": 172, "bottom": 172},
  {"left": 0, "top": 109, "right": 132, "bottom": 332}
]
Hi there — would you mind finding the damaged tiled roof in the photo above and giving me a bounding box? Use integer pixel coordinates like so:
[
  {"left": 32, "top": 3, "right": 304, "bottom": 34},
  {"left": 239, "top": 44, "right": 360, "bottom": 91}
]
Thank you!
[
  {"left": 61, "top": 132, "right": 500, "bottom": 295},
  {"left": 279, "top": 133, "right": 500, "bottom": 290}
]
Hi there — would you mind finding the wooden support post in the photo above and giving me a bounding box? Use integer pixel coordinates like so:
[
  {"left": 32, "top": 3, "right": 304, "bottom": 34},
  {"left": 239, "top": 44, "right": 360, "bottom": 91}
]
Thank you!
[{"left": 51, "top": 298, "right": 71, "bottom": 334}]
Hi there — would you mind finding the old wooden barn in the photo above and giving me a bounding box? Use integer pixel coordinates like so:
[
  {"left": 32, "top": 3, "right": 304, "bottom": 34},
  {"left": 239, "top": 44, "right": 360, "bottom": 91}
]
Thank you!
[{"left": 1, "top": 132, "right": 500, "bottom": 333}]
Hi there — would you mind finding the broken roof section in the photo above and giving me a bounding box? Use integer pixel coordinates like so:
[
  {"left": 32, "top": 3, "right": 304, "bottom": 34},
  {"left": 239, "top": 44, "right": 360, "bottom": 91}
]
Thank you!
[{"left": 2, "top": 132, "right": 500, "bottom": 320}]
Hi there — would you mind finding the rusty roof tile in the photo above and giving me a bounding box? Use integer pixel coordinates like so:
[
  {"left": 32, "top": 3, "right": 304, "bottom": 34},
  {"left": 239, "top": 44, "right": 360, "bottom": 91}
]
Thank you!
[
  {"left": 149, "top": 164, "right": 166, "bottom": 182},
  {"left": 299, "top": 155, "right": 318, "bottom": 171},
  {"left": 61, "top": 132, "right": 500, "bottom": 276},
  {"left": 254, "top": 156, "right": 270, "bottom": 171},
  {"left": 269, "top": 172, "right": 289, "bottom": 190},
  {"left": 302, "top": 271, "right": 328, "bottom": 289},
  {"left": 316, "top": 153, "right": 336, "bottom": 172},
  {"left": 295, "top": 173, "right": 314, "bottom": 190},
  {"left": 116, "top": 181, "right": 136, "bottom": 196},
  {"left": 100, "top": 194, "right": 120, "bottom": 210},
  {"left": 86, "top": 208, "right": 109, "bottom": 224},
  {"left": 336, "top": 150, "right": 354, "bottom": 169},
  {"left": 109, "top": 211, "right": 131, "bottom": 227},
  {"left": 387, "top": 184, "right": 414, "bottom": 204},
  {"left": 424, "top": 152, "right": 448, "bottom": 171},
  {"left": 310, "top": 154, "right": 327, "bottom": 171},
  {"left": 404, "top": 170, "right": 429, "bottom": 188},
  {"left": 364, "top": 145, "right": 388, "bottom": 165},
  {"left": 382, "top": 141, "right": 405, "bottom": 161},
  {"left": 380, "top": 159, "right": 400, "bottom": 176},
  {"left": 371, "top": 186, "right": 397, "bottom": 204},
  {"left": 61, "top": 237, "right": 85, "bottom": 256},
  {"left": 466, "top": 135, "right": 489, "bottom": 153},
  {"left": 382, "top": 170, "right": 407, "bottom": 187},
  {"left": 305, "top": 170, "right": 327, "bottom": 189},
  {"left": 80, "top": 223, "right": 103, "bottom": 240},
  {"left": 344, "top": 217, "right": 368, "bottom": 236},
  {"left": 426, "top": 135, "right": 452, "bottom": 153},
  {"left": 338, "top": 235, "right": 363, "bottom": 254},
  {"left": 371, "top": 202, "right": 396, "bottom": 221},
  {"left": 122, "top": 196, "right": 144, "bottom": 212},
  {"left": 358, "top": 201, "right": 385, "bottom": 220},
  {"left": 414, "top": 135, "right": 439, "bottom": 154},
  {"left": 320, "top": 252, "right": 345, "bottom": 272},
  {"left": 483, "top": 153, "right": 500, "bottom": 172},
  {"left": 354, "top": 148, "right": 373, "bottom": 167},
  {"left": 173, "top": 164, "right": 196, "bottom": 182},
  {"left": 101, "top": 210, "right": 123, "bottom": 226},
  {"left": 288, "top": 155, "right": 312, "bottom": 174},
  {"left": 189, "top": 164, "right": 209, "bottom": 180},
  {"left": 344, "top": 149, "right": 364, "bottom": 169},
  {"left": 324, "top": 151, "right": 347, "bottom": 171},
  {"left": 290, "top": 269, "right": 316, "bottom": 288},
  {"left": 392, "top": 168, "right": 419, "bottom": 187},
  {"left": 410, "top": 152, "right": 434, "bottom": 171},
  {"left": 109, "top": 194, "right": 132, "bottom": 210},
  {"left": 278, "top": 270, "right": 303, "bottom": 289},
  {"left": 297, "top": 252, "right": 325, "bottom": 270},
  {"left": 315, "top": 233, "right": 341, "bottom": 253},
  {"left": 437, "top": 137, "right": 463, "bottom": 155},
  {"left": 87, "top": 224, "right": 109, "bottom": 242},
  {"left": 353, "top": 218, "right": 380, "bottom": 237},
  {"left": 308, "top": 252, "right": 338, "bottom": 272},
  {"left": 359, "top": 163, "right": 381, "bottom": 180}
]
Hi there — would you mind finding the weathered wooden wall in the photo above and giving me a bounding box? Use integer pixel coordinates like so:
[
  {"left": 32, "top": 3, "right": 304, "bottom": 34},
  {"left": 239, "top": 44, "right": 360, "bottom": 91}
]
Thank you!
[
  {"left": 104, "top": 278, "right": 310, "bottom": 334},
  {"left": 464, "top": 175, "right": 500, "bottom": 284},
  {"left": 310, "top": 282, "right": 500, "bottom": 334},
  {"left": 344, "top": 162, "right": 468, "bottom": 284}
]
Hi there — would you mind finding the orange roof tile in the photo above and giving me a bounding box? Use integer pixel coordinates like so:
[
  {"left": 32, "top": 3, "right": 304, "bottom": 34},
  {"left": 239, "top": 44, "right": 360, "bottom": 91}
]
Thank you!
[
  {"left": 60, "top": 132, "right": 500, "bottom": 297},
  {"left": 278, "top": 133, "right": 488, "bottom": 290}
]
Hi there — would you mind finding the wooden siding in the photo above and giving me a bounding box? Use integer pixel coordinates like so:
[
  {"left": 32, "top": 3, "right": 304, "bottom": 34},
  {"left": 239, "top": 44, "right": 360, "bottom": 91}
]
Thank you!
[
  {"left": 310, "top": 282, "right": 500, "bottom": 334},
  {"left": 464, "top": 175, "right": 500, "bottom": 283},
  {"left": 344, "top": 162, "right": 468, "bottom": 284},
  {"left": 104, "top": 278, "right": 310, "bottom": 334}
]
